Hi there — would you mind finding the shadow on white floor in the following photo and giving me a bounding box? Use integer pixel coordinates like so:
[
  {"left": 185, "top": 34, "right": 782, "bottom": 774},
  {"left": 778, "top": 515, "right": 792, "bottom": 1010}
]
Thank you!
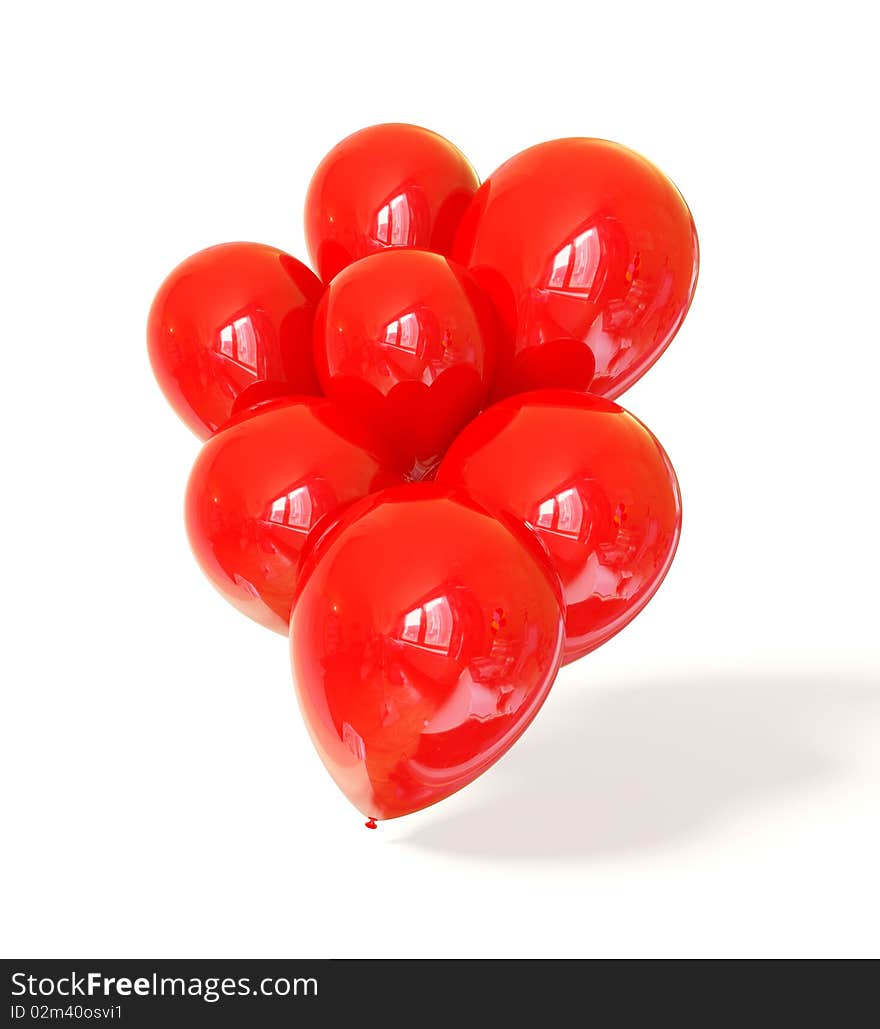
[{"left": 399, "top": 668, "right": 880, "bottom": 860}]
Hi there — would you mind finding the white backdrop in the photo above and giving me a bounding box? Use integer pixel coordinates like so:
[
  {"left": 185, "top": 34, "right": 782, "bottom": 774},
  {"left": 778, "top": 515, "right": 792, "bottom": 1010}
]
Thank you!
[{"left": 2, "top": 1, "right": 878, "bottom": 958}]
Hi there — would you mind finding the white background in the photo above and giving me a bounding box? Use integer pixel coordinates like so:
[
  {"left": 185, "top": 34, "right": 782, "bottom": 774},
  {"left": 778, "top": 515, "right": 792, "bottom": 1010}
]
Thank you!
[{"left": 2, "top": 1, "right": 878, "bottom": 958}]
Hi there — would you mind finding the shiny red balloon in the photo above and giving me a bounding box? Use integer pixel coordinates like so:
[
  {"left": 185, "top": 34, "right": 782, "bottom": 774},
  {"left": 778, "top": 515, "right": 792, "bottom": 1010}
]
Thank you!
[
  {"left": 304, "top": 123, "right": 479, "bottom": 283},
  {"left": 148, "top": 242, "right": 323, "bottom": 439},
  {"left": 451, "top": 139, "right": 699, "bottom": 400},
  {"left": 313, "top": 249, "right": 499, "bottom": 479},
  {"left": 185, "top": 397, "right": 403, "bottom": 633},
  {"left": 290, "top": 484, "right": 565, "bottom": 821},
  {"left": 436, "top": 391, "right": 681, "bottom": 664}
]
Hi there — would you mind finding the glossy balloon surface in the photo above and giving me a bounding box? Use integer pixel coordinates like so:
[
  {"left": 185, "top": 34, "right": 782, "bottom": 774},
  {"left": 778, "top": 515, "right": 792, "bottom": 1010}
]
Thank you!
[
  {"left": 313, "top": 250, "right": 498, "bottom": 479},
  {"left": 451, "top": 139, "right": 699, "bottom": 400},
  {"left": 186, "top": 398, "right": 403, "bottom": 633},
  {"left": 436, "top": 391, "right": 681, "bottom": 663},
  {"left": 305, "top": 123, "right": 479, "bottom": 283},
  {"left": 290, "top": 484, "right": 565, "bottom": 820},
  {"left": 148, "top": 242, "right": 323, "bottom": 439}
]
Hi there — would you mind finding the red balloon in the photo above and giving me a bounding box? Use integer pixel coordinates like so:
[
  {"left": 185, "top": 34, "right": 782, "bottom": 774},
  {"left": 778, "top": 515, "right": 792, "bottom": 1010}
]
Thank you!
[
  {"left": 313, "top": 249, "right": 499, "bottom": 479},
  {"left": 304, "top": 123, "right": 479, "bottom": 283},
  {"left": 148, "top": 242, "right": 323, "bottom": 439},
  {"left": 185, "top": 397, "right": 403, "bottom": 633},
  {"left": 290, "top": 484, "right": 565, "bottom": 821},
  {"left": 436, "top": 391, "right": 681, "bottom": 664},
  {"left": 451, "top": 139, "right": 699, "bottom": 400}
]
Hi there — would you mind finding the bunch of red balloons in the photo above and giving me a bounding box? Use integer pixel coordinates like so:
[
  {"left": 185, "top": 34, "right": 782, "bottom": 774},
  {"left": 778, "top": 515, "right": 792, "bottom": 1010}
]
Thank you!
[{"left": 148, "top": 124, "right": 698, "bottom": 826}]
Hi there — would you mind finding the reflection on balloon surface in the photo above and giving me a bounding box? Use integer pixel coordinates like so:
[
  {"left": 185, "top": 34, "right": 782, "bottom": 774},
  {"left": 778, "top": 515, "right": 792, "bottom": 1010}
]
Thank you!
[
  {"left": 373, "top": 192, "right": 416, "bottom": 246},
  {"left": 217, "top": 315, "right": 260, "bottom": 372},
  {"left": 290, "top": 484, "right": 565, "bottom": 820}
]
